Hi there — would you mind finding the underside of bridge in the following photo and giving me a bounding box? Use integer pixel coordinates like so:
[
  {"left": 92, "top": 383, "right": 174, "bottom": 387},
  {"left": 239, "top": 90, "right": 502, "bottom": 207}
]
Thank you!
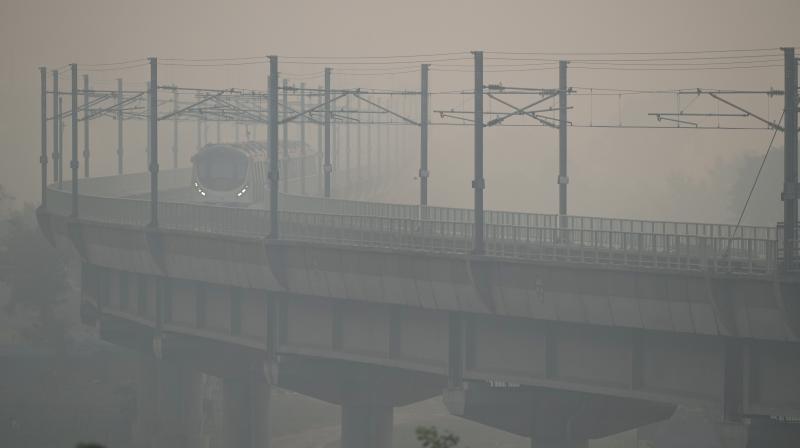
[{"left": 444, "top": 382, "right": 677, "bottom": 447}]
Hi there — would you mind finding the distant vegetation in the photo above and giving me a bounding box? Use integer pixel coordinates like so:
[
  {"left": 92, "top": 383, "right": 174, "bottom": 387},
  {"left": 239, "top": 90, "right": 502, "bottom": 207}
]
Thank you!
[
  {"left": 416, "top": 426, "right": 460, "bottom": 448},
  {"left": 665, "top": 147, "right": 784, "bottom": 226},
  {"left": 0, "top": 187, "right": 71, "bottom": 350}
]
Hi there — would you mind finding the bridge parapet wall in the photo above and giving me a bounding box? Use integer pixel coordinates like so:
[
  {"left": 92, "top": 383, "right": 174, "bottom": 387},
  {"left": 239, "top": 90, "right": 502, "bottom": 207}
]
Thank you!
[{"left": 43, "top": 174, "right": 779, "bottom": 275}]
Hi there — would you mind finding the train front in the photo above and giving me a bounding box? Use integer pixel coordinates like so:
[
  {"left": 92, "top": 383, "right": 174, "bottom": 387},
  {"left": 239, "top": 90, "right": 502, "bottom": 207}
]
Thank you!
[{"left": 191, "top": 144, "right": 257, "bottom": 206}]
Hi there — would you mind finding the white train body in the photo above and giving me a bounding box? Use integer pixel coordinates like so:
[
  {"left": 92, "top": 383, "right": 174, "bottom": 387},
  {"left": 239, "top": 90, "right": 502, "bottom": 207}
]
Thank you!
[{"left": 191, "top": 141, "right": 315, "bottom": 207}]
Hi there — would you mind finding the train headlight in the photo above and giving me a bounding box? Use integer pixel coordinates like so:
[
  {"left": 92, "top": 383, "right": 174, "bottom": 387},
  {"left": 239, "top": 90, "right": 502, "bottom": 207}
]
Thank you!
[
  {"left": 194, "top": 182, "right": 207, "bottom": 197},
  {"left": 235, "top": 185, "right": 248, "bottom": 198}
]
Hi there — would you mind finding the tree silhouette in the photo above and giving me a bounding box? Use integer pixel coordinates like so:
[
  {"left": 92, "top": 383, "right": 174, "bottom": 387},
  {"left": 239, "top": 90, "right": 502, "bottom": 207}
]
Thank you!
[
  {"left": 0, "top": 201, "right": 70, "bottom": 349},
  {"left": 416, "top": 426, "right": 460, "bottom": 448}
]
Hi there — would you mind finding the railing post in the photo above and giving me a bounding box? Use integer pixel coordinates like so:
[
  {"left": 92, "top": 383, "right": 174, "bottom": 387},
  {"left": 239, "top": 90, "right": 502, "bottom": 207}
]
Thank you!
[
  {"left": 148, "top": 57, "right": 159, "bottom": 227},
  {"left": 70, "top": 63, "right": 79, "bottom": 218},
  {"left": 324, "top": 68, "right": 332, "bottom": 198},
  {"left": 268, "top": 56, "right": 280, "bottom": 239},
  {"left": 39, "top": 67, "right": 48, "bottom": 206},
  {"left": 82, "top": 74, "right": 90, "bottom": 178},
  {"left": 472, "top": 51, "right": 485, "bottom": 254},
  {"left": 116, "top": 78, "right": 124, "bottom": 174},
  {"left": 420, "top": 64, "right": 430, "bottom": 208}
]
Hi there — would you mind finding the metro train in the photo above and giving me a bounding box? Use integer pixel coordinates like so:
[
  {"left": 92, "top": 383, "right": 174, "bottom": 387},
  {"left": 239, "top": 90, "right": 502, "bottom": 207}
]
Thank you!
[{"left": 191, "top": 141, "right": 316, "bottom": 206}]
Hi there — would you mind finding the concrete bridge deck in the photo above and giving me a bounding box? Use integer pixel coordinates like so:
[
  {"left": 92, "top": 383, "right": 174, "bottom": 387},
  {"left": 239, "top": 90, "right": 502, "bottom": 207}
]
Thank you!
[{"left": 38, "top": 169, "right": 800, "bottom": 448}]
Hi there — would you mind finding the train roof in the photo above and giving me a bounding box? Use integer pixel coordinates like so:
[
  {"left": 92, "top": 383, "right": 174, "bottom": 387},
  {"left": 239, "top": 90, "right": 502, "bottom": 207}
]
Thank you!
[{"left": 192, "top": 140, "right": 311, "bottom": 162}]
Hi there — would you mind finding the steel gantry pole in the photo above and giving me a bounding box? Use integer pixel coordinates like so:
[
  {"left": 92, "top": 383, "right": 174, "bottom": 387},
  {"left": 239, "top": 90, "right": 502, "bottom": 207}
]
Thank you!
[
  {"left": 783, "top": 47, "right": 798, "bottom": 270},
  {"left": 196, "top": 117, "right": 202, "bottom": 152},
  {"left": 420, "top": 64, "right": 430, "bottom": 208},
  {"left": 345, "top": 93, "right": 351, "bottom": 193},
  {"left": 70, "top": 64, "right": 79, "bottom": 218},
  {"left": 558, "top": 60, "right": 569, "bottom": 230},
  {"left": 472, "top": 51, "right": 485, "bottom": 254},
  {"left": 300, "top": 82, "right": 306, "bottom": 195},
  {"left": 82, "top": 74, "right": 90, "bottom": 178},
  {"left": 268, "top": 56, "right": 280, "bottom": 238},
  {"left": 39, "top": 67, "right": 47, "bottom": 206},
  {"left": 317, "top": 85, "right": 323, "bottom": 196},
  {"left": 58, "top": 97, "right": 64, "bottom": 189},
  {"left": 52, "top": 70, "right": 59, "bottom": 184},
  {"left": 384, "top": 99, "right": 390, "bottom": 177},
  {"left": 172, "top": 88, "right": 179, "bottom": 169},
  {"left": 332, "top": 119, "right": 337, "bottom": 192},
  {"left": 117, "top": 78, "right": 123, "bottom": 174},
  {"left": 324, "top": 68, "right": 332, "bottom": 198},
  {"left": 148, "top": 57, "right": 159, "bottom": 228},
  {"left": 282, "top": 78, "right": 289, "bottom": 193},
  {"left": 146, "top": 81, "right": 151, "bottom": 168},
  {"left": 356, "top": 102, "right": 362, "bottom": 187},
  {"left": 376, "top": 98, "right": 382, "bottom": 182},
  {"left": 367, "top": 102, "right": 373, "bottom": 186},
  {"left": 203, "top": 114, "right": 208, "bottom": 147},
  {"left": 393, "top": 95, "right": 400, "bottom": 176}
]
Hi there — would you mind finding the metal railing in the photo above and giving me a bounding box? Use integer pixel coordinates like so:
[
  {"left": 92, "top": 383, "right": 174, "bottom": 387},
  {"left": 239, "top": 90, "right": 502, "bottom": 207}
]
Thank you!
[
  {"left": 43, "top": 169, "right": 781, "bottom": 275},
  {"left": 777, "top": 222, "right": 800, "bottom": 270},
  {"left": 279, "top": 192, "right": 775, "bottom": 241}
]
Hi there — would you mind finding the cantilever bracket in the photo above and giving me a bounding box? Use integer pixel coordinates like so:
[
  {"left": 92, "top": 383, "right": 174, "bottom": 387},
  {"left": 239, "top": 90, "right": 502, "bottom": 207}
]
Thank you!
[
  {"left": 351, "top": 93, "right": 420, "bottom": 126},
  {"left": 781, "top": 183, "right": 800, "bottom": 201}
]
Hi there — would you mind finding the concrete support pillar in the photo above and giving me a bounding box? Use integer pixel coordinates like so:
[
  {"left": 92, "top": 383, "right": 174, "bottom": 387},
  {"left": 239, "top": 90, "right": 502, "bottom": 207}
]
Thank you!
[
  {"left": 157, "top": 363, "right": 205, "bottom": 448},
  {"left": 222, "top": 375, "right": 271, "bottom": 448},
  {"left": 445, "top": 382, "right": 674, "bottom": 448},
  {"left": 341, "top": 403, "right": 394, "bottom": 448},
  {"left": 717, "top": 422, "right": 749, "bottom": 448},
  {"left": 135, "top": 354, "right": 158, "bottom": 448},
  {"left": 277, "top": 357, "right": 444, "bottom": 448},
  {"left": 723, "top": 417, "right": 800, "bottom": 448},
  {"left": 135, "top": 355, "right": 206, "bottom": 448}
]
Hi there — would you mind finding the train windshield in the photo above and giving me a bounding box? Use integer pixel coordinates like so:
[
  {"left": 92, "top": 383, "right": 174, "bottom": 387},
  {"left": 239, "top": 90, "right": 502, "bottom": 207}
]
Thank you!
[{"left": 195, "top": 148, "right": 248, "bottom": 191}]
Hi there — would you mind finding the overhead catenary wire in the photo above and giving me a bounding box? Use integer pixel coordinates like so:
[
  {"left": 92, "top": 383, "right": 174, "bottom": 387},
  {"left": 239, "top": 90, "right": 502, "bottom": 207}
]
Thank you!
[
  {"left": 485, "top": 54, "right": 782, "bottom": 63},
  {"left": 81, "top": 58, "right": 147, "bottom": 67},
  {"left": 84, "top": 62, "right": 150, "bottom": 72},
  {"left": 56, "top": 47, "right": 790, "bottom": 133},
  {"left": 568, "top": 64, "right": 783, "bottom": 71},
  {"left": 485, "top": 47, "right": 783, "bottom": 56}
]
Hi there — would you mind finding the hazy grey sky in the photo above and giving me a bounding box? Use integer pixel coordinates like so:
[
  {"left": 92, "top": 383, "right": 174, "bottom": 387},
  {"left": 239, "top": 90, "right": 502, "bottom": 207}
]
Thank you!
[{"left": 1, "top": 0, "right": 798, "bottom": 223}]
